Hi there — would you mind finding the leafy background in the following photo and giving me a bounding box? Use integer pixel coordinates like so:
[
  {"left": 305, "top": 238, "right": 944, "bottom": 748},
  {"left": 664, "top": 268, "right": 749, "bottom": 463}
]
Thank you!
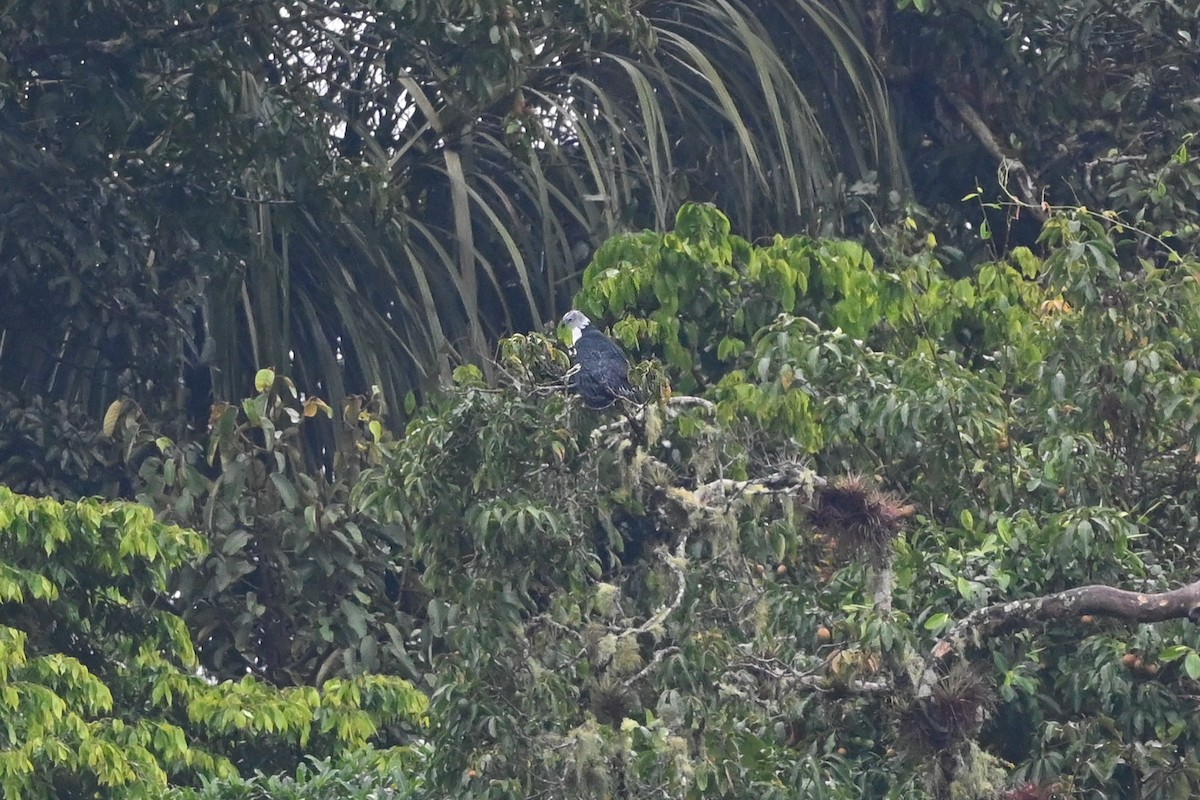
[{"left": 3, "top": 0, "right": 1200, "bottom": 798}]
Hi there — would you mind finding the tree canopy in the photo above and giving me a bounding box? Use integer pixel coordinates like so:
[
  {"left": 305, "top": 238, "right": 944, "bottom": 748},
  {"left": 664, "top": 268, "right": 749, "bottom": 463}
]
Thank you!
[
  {"left": 3, "top": 0, "right": 1195, "bottom": 424},
  {"left": 3, "top": 1, "right": 1200, "bottom": 798},
  {"left": 0, "top": 486, "right": 425, "bottom": 798},
  {"left": 0, "top": 0, "right": 899, "bottom": 434},
  {"left": 344, "top": 203, "right": 1200, "bottom": 799}
]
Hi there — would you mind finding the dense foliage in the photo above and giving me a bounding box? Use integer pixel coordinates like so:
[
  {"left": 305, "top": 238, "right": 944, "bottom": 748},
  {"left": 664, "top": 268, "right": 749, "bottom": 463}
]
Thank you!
[
  {"left": 0, "top": 488, "right": 425, "bottom": 798},
  {"left": 882, "top": 0, "right": 1200, "bottom": 263},
  {"left": 169, "top": 748, "right": 423, "bottom": 800},
  {"left": 345, "top": 204, "right": 1200, "bottom": 798},
  {"left": 4, "top": 0, "right": 1197, "bottom": 452},
  {"left": 128, "top": 370, "right": 417, "bottom": 685},
  {"left": 4, "top": 1, "right": 1200, "bottom": 798},
  {"left": 0, "top": 0, "right": 897, "bottom": 435},
  {"left": 6, "top": 203, "right": 1200, "bottom": 796}
]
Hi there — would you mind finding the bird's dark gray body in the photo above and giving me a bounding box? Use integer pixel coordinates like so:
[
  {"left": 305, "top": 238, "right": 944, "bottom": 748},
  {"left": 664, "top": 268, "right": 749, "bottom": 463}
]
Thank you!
[{"left": 562, "top": 310, "right": 638, "bottom": 409}]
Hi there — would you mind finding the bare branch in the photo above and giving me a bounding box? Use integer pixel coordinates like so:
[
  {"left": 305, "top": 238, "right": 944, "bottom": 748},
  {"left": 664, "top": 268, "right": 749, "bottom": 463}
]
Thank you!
[
  {"left": 919, "top": 577, "right": 1200, "bottom": 697},
  {"left": 943, "top": 90, "right": 1047, "bottom": 222}
]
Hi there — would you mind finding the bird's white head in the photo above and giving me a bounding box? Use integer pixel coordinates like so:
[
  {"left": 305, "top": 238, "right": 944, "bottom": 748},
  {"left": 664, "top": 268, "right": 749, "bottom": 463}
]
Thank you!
[{"left": 561, "top": 309, "right": 591, "bottom": 344}]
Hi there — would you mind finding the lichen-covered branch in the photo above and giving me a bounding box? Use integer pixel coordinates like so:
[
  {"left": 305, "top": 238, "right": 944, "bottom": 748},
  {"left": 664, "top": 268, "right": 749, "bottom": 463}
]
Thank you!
[
  {"left": 869, "top": 558, "right": 895, "bottom": 614},
  {"left": 665, "top": 395, "right": 716, "bottom": 415},
  {"left": 693, "top": 464, "right": 822, "bottom": 507},
  {"left": 589, "top": 394, "right": 716, "bottom": 441},
  {"left": 640, "top": 543, "right": 688, "bottom": 634},
  {"left": 629, "top": 645, "right": 681, "bottom": 684},
  {"left": 733, "top": 654, "right": 893, "bottom": 696}
]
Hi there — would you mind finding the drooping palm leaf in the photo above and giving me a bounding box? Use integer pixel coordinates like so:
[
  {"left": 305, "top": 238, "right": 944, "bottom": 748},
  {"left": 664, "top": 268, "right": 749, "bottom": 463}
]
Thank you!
[{"left": 0, "top": 0, "right": 904, "bottom": 457}]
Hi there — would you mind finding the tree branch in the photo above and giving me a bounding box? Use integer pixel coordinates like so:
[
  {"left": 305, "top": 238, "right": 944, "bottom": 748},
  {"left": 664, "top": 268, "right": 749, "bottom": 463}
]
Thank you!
[
  {"left": 629, "top": 645, "right": 681, "bottom": 684},
  {"left": 693, "top": 464, "right": 822, "bottom": 507},
  {"left": 613, "top": 546, "right": 687, "bottom": 683},
  {"left": 920, "top": 577, "right": 1200, "bottom": 696},
  {"left": 869, "top": 556, "right": 895, "bottom": 614},
  {"left": 732, "top": 654, "right": 892, "bottom": 696},
  {"left": 665, "top": 395, "right": 716, "bottom": 414},
  {"left": 942, "top": 90, "right": 1047, "bottom": 222},
  {"left": 588, "top": 394, "right": 715, "bottom": 441},
  {"left": 636, "top": 544, "right": 688, "bottom": 634}
]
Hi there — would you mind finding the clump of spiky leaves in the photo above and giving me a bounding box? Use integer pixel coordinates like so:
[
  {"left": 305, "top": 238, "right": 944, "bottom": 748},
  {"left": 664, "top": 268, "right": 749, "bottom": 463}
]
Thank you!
[
  {"left": 584, "top": 675, "right": 643, "bottom": 727},
  {"left": 898, "top": 665, "right": 997, "bottom": 755},
  {"left": 809, "top": 475, "right": 911, "bottom": 563}
]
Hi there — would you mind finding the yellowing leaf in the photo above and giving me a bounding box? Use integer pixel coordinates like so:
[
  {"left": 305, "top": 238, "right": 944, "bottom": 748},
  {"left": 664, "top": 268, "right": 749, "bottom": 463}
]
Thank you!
[
  {"left": 303, "top": 398, "right": 333, "bottom": 418},
  {"left": 254, "top": 368, "right": 276, "bottom": 393},
  {"left": 452, "top": 364, "right": 484, "bottom": 385},
  {"left": 102, "top": 399, "right": 125, "bottom": 437}
]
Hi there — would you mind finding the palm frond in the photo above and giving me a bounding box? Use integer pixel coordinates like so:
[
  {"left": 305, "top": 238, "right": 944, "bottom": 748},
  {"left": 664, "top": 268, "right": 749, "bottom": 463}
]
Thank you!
[{"left": 0, "top": 0, "right": 905, "bottom": 449}]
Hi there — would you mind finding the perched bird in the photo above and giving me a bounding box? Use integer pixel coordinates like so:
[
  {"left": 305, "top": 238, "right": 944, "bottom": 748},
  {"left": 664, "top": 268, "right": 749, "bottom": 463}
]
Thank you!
[{"left": 561, "top": 310, "right": 638, "bottom": 409}]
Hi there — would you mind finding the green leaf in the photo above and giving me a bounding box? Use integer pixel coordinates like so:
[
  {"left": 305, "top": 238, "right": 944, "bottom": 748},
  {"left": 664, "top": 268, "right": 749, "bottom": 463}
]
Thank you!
[
  {"left": 254, "top": 368, "right": 276, "bottom": 393},
  {"left": 452, "top": 364, "right": 485, "bottom": 385},
  {"left": 717, "top": 336, "right": 746, "bottom": 361},
  {"left": 924, "top": 613, "right": 951, "bottom": 631},
  {"left": 1185, "top": 652, "right": 1200, "bottom": 680},
  {"left": 221, "top": 530, "right": 252, "bottom": 556},
  {"left": 270, "top": 474, "right": 299, "bottom": 510},
  {"left": 1159, "top": 645, "right": 1191, "bottom": 663}
]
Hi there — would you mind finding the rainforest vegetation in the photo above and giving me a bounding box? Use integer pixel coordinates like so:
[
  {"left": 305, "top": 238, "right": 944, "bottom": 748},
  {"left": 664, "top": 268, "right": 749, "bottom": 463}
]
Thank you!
[{"left": 2, "top": 1, "right": 1200, "bottom": 797}]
